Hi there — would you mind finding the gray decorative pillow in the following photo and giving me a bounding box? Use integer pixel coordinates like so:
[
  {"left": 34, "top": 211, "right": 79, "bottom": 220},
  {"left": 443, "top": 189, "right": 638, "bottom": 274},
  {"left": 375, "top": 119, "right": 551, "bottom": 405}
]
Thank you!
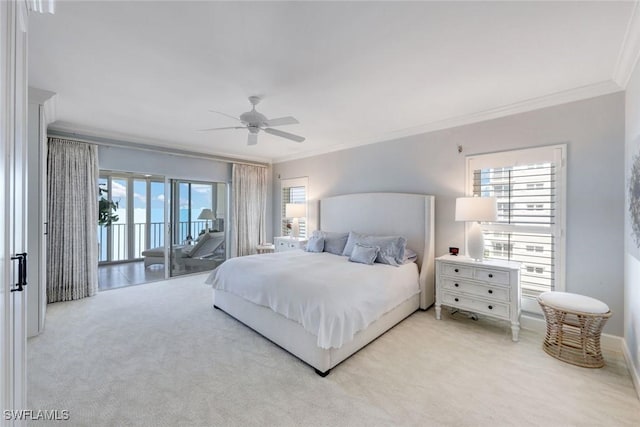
[
  {"left": 342, "top": 231, "right": 407, "bottom": 266},
  {"left": 312, "top": 230, "right": 349, "bottom": 255},
  {"left": 370, "top": 235, "right": 407, "bottom": 266},
  {"left": 342, "top": 231, "right": 366, "bottom": 256},
  {"left": 305, "top": 236, "right": 324, "bottom": 253},
  {"left": 348, "top": 243, "right": 379, "bottom": 265}
]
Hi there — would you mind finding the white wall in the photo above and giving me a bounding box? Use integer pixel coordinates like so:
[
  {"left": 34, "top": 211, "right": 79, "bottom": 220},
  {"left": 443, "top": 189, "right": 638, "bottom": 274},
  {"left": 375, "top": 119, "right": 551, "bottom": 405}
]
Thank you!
[
  {"left": 273, "top": 92, "right": 625, "bottom": 336},
  {"left": 625, "top": 63, "right": 640, "bottom": 388}
]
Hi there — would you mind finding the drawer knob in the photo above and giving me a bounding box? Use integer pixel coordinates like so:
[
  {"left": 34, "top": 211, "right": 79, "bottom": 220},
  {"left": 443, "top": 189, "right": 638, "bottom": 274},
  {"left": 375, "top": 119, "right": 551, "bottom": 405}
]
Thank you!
[
  {"left": 488, "top": 273, "right": 493, "bottom": 278},
  {"left": 488, "top": 289, "right": 493, "bottom": 294},
  {"left": 454, "top": 297, "right": 459, "bottom": 302},
  {"left": 454, "top": 283, "right": 459, "bottom": 287},
  {"left": 488, "top": 305, "right": 493, "bottom": 310},
  {"left": 454, "top": 268, "right": 459, "bottom": 273}
]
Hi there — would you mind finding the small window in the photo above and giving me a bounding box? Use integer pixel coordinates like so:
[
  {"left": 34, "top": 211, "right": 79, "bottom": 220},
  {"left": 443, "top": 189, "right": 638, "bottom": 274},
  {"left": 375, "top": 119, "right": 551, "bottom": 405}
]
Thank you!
[{"left": 280, "top": 177, "right": 308, "bottom": 238}]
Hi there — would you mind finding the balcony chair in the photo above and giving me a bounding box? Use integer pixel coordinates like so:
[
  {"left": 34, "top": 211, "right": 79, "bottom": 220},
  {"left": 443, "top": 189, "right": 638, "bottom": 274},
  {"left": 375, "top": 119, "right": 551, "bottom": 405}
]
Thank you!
[{"left": 141, "top": 231, "right": 225, "bottom": 269}]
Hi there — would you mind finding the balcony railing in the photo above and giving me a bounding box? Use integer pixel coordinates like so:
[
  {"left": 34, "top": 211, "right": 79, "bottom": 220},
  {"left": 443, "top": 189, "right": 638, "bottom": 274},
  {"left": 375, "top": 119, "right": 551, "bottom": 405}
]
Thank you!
[{"left": 98, "top": 220, "right": 210, "bottom": 263}]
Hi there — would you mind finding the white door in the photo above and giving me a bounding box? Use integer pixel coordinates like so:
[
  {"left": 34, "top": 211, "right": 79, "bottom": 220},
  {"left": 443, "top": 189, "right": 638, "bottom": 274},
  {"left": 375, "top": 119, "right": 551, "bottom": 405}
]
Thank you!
[{"left": 1, "top": 1, "right": 29, "bottom": 423}]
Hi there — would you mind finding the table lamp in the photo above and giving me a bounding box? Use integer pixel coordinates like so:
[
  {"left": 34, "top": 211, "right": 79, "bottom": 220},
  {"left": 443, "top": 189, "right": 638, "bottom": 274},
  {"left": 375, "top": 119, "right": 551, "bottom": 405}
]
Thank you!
[
  {"left": 285, "top": 203, "right": 306, "bottom": 238},
  {"left": 198, "top": 208, "right": 216, "bottom": 233},
  {"left": 455, "top": 197, "right": 497, "bottom": 262}
]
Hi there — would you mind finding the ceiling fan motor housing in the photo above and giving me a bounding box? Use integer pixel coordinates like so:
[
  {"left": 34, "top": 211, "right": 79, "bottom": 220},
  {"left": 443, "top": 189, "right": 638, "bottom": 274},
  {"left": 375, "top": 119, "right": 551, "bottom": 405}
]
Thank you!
[{"left": 240, "top": 110, "right": 267, "bottom": 127}]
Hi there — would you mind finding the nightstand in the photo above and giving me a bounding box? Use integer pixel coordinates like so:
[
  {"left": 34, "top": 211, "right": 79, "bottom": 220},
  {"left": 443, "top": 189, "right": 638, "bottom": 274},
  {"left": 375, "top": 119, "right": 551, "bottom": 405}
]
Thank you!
[
  {"left": 435, "top": 254, "right": 521, "bottom": 341},
  {"left": 256, "top": 243, "right": 275, "bottom": 254},
  {"left": 274, "top": 236, "right": 308, "bottom": 252}
]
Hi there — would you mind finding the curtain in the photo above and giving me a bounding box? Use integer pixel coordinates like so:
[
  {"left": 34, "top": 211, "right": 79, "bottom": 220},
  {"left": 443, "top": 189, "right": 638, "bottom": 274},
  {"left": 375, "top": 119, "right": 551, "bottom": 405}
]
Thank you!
[
  {"left": 231, "top": 163, "right": 267, "bottom": 257},
  {"left": 47, "top": 138, "right": 99, "bottom": 302}
]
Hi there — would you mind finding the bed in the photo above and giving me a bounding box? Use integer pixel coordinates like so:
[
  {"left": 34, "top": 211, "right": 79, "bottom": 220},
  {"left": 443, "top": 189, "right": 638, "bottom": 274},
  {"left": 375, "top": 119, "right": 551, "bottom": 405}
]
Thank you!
[{"left": 208, "top": 192, "right": 435, "bottom": 376}]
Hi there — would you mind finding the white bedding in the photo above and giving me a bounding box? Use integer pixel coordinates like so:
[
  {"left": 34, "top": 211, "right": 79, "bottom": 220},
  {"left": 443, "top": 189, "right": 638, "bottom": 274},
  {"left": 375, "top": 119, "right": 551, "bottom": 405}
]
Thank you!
[{"left": 205, "top": 250, "right": 420, "bottom": 349}]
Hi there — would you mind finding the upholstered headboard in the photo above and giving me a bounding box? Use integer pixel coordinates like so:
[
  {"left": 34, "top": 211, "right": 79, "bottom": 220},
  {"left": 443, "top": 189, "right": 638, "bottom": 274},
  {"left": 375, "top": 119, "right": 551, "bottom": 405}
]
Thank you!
[{"left": 319, "top": 193, "right": 435, "bottom": 309}]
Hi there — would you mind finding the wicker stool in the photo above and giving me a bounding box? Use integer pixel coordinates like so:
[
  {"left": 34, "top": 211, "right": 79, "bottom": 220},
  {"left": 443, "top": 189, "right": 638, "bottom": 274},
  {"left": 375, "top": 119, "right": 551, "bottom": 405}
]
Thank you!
[{"left": 537, "top": 292, "right": 611, "bottom": 368}]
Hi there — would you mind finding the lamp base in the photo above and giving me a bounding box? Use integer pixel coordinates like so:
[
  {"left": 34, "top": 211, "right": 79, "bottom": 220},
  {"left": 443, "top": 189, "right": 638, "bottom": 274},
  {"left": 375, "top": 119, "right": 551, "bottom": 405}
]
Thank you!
[
  {"left": 467, "top": 221, "right": 485, "bottom": 262},
  {"left": 292, "top": 218, "right": 300, "bottom": 239}
]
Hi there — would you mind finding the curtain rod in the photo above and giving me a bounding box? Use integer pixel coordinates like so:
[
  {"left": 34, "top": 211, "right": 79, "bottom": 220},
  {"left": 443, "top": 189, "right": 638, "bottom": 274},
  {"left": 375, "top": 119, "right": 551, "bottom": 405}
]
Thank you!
[{"left": 47, "top": 129, "right": 270, "bottom": 168}]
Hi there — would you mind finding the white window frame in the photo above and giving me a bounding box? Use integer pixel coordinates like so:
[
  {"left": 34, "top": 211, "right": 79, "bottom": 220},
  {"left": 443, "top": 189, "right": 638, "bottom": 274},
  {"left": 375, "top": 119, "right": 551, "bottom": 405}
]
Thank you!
[
  {"left": 280, "top": 177, "right": 309, "bottom": 238},
  {"left": 465, "top": 145, "right": 566, "bottom": 314}
]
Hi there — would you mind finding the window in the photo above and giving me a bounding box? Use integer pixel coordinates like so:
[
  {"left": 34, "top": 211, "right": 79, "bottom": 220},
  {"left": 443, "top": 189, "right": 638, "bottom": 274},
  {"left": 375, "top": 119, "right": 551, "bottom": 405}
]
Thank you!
[
  {"left": 280, "top": 177, "right": 308, "bottom": 238},
  {"left": 467, "top": 145, "right": 566, "bottom": 312}
]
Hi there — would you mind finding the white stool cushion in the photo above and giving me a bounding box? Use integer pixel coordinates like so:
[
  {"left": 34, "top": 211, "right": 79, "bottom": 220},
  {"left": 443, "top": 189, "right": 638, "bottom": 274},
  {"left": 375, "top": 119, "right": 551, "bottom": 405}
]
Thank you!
[{"left": 538, "top": 291, "right": 609, "bottom": 314}]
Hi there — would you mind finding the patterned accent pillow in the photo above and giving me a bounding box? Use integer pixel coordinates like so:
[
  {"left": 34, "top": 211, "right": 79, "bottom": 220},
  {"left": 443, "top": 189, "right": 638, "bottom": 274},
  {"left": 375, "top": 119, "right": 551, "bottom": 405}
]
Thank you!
[
  {"left": 403, "top": 248, "right": 418, "bottom": 264},
  {"left": 348, "top": 243, "right": 379, "bottom": 265}
]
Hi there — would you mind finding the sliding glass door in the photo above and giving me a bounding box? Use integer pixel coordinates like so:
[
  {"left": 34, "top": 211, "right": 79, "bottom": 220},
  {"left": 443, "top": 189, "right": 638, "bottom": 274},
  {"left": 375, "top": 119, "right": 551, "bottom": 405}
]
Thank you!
[
  {"left": 170, "top": 179, "right": 227, "bottom": 277},
  {"left": 98, "top": 172, "right": 165, "bottom": 264},
  {"left": 98, "top": 172, "right": 227, "bottom": 279}
]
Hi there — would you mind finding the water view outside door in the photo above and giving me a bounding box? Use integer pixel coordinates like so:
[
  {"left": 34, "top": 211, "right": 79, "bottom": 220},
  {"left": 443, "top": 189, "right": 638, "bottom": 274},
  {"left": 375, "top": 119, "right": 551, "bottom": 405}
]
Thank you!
[{"left": 98, "top": 174, "right": 166, "bottom": 263}]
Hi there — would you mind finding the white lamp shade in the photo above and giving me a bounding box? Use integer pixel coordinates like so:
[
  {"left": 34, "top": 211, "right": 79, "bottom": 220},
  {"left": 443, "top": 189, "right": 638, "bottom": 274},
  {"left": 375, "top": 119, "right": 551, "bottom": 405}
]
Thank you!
[
  {"left": 285, "top": 203, "right": 306, "bottom": 219},
  {"left": 197, "top": 208, "right": 216, "bottom": 220},
  {"left": 455, "top": 197, "right": 497, "bottom": 222}
]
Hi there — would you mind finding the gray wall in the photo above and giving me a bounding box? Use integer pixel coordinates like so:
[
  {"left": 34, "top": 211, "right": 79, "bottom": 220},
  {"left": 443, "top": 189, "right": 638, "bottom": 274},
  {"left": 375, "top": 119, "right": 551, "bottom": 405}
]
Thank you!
[
  {"left": 98, "top": 145, "right": 231, "bottom": 183},
  {"left": 625, "top": 63, "right": 640, "bottom": 380},
  {"left": 273, "top": 92, "right": 625, "bottom": 336}
]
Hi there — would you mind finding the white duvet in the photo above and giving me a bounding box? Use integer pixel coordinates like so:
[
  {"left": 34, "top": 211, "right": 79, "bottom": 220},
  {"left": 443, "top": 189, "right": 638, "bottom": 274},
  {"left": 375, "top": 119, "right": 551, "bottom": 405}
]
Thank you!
[{"left": 205, "top": 250, "right": 420, "bottom": 349}]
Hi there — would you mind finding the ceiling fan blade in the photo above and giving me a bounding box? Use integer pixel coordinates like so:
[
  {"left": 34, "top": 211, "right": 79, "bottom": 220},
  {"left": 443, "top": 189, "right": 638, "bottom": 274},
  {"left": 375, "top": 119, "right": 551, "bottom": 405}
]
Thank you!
[
  {"left": 198, "top": 126, "right": 245, "bottom": 132},
  {"left": 264, "top": 127, "right": 305, "bottom": 143},
  {"left": 263, "top": 116, "right": 299, "bottom": 127},
  {"left": 208, "top": 110, "right": 241, "bottom": 122},
  {"left": 247, "top": 133, "right": 258, "bottom": 146}
]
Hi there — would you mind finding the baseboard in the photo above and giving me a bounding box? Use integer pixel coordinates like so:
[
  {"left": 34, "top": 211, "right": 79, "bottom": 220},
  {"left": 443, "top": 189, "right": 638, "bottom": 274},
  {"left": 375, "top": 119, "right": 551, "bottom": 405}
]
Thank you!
[
  {"left": 622, "top": 340, "right": 640, "bottom": 401},
  {"left": 520, "top": 314, "right": 623, "bottom": 354}
]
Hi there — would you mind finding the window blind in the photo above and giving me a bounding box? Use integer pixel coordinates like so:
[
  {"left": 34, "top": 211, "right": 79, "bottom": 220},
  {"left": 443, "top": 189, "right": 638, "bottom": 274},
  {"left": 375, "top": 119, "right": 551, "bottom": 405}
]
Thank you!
[{"left": 473, "top": 164, "right": 556, "bottom": 296}]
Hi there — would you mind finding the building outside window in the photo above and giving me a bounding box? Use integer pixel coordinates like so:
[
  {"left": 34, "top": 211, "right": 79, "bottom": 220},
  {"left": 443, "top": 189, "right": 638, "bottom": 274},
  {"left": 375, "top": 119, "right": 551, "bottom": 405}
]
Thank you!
[
  {"left": 466, "top": 145, "right": 566, "bottom": 313},
  {"left": 280, "top": 177, "right": 308, "bottom": 238}
]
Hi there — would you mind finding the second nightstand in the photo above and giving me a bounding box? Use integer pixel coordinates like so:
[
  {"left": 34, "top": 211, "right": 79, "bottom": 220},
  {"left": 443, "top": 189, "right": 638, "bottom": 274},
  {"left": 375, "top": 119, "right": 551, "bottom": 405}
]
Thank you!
[
  {"left": 274, "top": 236, "right": 308, "bottom": 252},
  {"left": 435, "top": 254, "right": 521, "bottom": 341}
]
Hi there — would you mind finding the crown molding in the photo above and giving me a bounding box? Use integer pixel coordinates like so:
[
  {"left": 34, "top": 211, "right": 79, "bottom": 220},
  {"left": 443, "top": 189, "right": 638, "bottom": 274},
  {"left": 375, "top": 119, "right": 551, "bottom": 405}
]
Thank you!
[
  {"left": 28, "top": 87, "right": 57, "bottom": 124},
  {"left": 613, "top": 1, "right": 640, "bottom": 88},
  {"left": 48, "top": 123, "right": 272, "bottom": 166},
  {"left": 273, "top": 80, "right": 623, "bottom": 164}
]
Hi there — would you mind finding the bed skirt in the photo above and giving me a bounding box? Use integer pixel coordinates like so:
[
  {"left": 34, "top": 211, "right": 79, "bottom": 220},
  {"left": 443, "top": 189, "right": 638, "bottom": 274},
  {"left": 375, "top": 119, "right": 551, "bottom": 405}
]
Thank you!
[{"left": 213, "top": 289, "right": 420, "bottom": 375}]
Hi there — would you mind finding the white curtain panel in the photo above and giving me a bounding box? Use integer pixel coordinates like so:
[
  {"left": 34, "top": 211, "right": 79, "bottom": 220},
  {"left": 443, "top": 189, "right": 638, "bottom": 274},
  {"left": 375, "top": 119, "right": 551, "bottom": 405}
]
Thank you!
[
  {"left": 47, "top": 138, "right": 99, "bottom": 302},
  {"left": 231, "top": 164, "right": 267, "bottom": 257}
]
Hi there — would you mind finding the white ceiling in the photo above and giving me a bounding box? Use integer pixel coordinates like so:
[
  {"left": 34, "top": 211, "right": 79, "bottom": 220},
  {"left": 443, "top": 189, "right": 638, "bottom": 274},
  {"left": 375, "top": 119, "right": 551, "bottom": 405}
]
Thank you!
[{"left": 29, "top": 1, "right": 636, "bottom": 164}]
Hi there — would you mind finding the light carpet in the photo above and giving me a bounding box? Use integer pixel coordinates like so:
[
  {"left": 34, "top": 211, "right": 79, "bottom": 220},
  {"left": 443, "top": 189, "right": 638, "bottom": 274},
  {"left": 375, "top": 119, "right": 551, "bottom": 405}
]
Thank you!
[{"left": 28, "top": 274, "right": 640, "bottom": 426}]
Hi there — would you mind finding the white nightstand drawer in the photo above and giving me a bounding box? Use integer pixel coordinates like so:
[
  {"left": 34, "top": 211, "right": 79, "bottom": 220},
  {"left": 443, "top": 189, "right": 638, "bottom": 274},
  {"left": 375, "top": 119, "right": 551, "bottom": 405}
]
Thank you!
[
  {"left": 474, "top": 268, "right": 510, "bottom": 285},
  {"left": 440, "top": 278, "right": 510, "bottom": 302},
  {"left": 276, "top": 240, "right": 288, "bottom": 249},
  {"left": 441, "top": 292, "right": 510, "bottom": 319},
  {"left": 441, "top": 263, "right": 474, "bottom": 279},
  {"left": 436, "top": 255, "right": 521, "bottom": 341},
  {"left": 274, "top": 237, "right": 308, "bottom": 252}
]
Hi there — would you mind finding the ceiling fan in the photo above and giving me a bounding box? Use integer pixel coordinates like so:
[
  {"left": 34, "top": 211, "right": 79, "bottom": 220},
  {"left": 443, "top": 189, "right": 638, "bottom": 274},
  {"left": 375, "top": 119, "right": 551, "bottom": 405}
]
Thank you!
[{"left": 200, "top": 96, "right": 305, "bottom": 146}]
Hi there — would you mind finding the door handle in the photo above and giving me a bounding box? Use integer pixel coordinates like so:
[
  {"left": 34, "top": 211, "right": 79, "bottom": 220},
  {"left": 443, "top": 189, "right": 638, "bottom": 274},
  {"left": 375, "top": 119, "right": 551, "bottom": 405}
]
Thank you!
[{"left": 10, "top": 252, "right": 27, "bottom": 292}]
